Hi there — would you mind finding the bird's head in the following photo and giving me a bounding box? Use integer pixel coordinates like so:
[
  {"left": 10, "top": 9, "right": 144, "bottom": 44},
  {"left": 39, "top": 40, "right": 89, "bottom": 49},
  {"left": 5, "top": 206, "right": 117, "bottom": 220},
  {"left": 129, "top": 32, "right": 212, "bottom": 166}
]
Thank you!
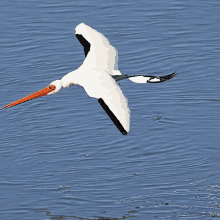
[
  {"left": 1, "top": 80, "right": 63, "bottom": 109},
  {"left": 47, "top": 80, "right": 63, "bottom": 95}
]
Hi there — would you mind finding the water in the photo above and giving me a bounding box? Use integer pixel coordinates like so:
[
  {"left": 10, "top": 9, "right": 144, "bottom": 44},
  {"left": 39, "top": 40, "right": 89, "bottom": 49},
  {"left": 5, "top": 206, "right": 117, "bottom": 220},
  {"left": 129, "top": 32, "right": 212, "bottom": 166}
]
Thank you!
[{"left": 0, "top": 0, "right": 220, "bottom": 219}]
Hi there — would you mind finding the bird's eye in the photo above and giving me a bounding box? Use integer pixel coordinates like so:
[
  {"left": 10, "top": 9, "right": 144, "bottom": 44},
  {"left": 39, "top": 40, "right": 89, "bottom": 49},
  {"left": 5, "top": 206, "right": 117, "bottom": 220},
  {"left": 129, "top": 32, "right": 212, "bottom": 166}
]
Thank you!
[{"left": 49, "top": 86, "right": 51, "bottom": 89}]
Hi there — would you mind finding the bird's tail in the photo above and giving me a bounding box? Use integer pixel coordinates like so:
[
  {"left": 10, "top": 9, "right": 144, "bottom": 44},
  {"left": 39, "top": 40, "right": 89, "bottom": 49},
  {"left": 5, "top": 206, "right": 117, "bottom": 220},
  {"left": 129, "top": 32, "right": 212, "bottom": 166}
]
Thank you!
[
  {"left": 112, "top": 71, "right": 178, "bottom": 83},
  {"left": 128, "top": 71, "right": 178, "bottom": 83}
]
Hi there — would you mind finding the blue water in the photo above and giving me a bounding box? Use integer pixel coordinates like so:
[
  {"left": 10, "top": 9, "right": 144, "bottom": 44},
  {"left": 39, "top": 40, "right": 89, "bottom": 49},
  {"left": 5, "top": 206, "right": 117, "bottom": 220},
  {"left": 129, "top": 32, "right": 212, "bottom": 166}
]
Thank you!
[{"left": 1, "top": 0, "right": 220, "bottom": 219}]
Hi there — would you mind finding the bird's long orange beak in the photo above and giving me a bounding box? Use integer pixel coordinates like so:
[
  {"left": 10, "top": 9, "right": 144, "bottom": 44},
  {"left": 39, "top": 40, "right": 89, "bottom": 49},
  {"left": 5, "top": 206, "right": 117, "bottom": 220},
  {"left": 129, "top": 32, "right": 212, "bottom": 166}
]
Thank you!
[{"left": 1, "top": 85, "right": 56, "bottom": 109}]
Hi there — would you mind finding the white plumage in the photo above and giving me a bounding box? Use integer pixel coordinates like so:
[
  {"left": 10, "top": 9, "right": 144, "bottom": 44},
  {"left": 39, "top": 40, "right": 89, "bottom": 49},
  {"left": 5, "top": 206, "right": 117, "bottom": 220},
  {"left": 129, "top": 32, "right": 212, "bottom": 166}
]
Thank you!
[{"left": 2, "top": 23, "right": 177, "bottom": 135}]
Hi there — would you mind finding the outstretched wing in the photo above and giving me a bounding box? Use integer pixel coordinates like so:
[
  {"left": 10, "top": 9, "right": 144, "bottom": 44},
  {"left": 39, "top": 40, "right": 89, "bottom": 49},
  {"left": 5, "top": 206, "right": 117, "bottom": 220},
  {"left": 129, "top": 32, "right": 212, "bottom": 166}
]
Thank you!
[
  {"left": 75, "top": 23, "right": 119, "bottom": 71},
  {"left": 81, "top": 72, "right": 130, "bottom": 135}
]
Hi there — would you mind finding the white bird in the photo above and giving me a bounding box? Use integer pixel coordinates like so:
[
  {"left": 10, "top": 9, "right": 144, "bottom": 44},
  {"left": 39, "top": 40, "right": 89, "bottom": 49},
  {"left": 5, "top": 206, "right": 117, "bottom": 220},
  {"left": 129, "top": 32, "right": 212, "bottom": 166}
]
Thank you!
[{"left": 1, "top": 23, "right": 177, "bottom": 135}]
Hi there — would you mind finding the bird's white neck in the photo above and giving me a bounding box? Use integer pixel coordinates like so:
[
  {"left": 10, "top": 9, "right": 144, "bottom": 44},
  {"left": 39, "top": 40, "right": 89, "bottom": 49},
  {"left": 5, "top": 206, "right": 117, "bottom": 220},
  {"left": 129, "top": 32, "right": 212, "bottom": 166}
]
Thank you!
[{"left": 61, "top": 70, "right": 81, "bottom": 88}]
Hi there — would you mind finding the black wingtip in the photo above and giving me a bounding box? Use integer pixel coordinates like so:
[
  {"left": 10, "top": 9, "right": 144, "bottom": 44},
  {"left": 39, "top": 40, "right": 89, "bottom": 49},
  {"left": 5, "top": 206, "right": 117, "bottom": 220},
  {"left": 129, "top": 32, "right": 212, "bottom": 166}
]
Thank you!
[
  {"left": 122, "top": 130, "right": 128, "bottom": 135},
  {"left": 98, "top": 98, "right": 128, "bottom": 135},
  {"left": 76, "top": 34, "right": 91, "bottom": 57}
]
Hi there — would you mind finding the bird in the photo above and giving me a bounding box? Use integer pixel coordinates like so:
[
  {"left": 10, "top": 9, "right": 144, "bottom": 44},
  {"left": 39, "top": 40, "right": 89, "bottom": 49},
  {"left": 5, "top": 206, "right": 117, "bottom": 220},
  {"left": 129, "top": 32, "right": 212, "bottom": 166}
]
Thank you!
[{"left": 1, "top": 23, "right": 177, "bottom": 135}]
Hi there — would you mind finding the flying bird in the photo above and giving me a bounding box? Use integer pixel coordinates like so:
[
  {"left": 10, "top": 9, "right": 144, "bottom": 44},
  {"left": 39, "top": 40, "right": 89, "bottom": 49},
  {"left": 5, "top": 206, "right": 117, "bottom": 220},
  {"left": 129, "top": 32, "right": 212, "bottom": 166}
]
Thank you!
[{"left": 1, "top": 23, "right": 177, "bottom": 135}]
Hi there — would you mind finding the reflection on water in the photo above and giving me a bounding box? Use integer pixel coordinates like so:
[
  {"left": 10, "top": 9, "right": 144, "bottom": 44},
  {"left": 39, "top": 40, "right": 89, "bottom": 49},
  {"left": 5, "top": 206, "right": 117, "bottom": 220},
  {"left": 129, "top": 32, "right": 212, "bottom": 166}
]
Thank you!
[
  {"left": 37, "top": 209, "right": 137, "bottom": 220},
  {"left": 34, "top": 173, "right": 220, "bottom": 219}
]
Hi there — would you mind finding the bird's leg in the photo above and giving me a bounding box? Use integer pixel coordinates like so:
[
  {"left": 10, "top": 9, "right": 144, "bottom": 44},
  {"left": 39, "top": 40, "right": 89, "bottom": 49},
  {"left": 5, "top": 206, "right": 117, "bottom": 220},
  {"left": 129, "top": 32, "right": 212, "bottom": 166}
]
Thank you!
[{"left": 112, "top": 74, "right": 129, "bottom": 82}]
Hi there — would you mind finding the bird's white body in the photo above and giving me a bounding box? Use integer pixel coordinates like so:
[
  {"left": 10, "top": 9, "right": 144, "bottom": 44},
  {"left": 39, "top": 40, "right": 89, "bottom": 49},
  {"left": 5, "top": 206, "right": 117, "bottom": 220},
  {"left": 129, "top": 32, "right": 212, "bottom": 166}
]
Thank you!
[{"left": 52, "top": 23, "right": 130, "bottom": 133}]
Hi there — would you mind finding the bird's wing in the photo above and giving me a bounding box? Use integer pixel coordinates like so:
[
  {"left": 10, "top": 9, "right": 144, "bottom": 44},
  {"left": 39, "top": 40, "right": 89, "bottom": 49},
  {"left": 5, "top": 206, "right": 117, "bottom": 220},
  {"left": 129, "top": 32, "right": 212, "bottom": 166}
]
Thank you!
[
  {"left": 81, "top": 72, "right": 130, "bottom": 135},
  {"left": 75, "top": 23, "right": 119, "bottom": 72}
]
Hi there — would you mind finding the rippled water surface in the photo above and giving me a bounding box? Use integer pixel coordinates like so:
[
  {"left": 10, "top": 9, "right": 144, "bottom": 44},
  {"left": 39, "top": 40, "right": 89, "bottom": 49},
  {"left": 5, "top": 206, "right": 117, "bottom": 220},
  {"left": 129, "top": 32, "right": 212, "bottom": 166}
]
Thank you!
[{"left": 1, "top": 0, "right": 220, "bottom": 219}]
